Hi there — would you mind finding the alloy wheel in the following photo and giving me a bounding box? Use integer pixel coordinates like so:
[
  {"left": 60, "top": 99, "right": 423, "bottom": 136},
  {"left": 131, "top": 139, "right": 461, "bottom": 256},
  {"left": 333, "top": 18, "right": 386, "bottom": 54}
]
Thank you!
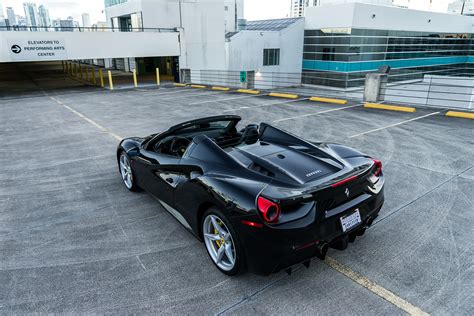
[
  {"left": 203, "top": 214, "right": 236, "bottom": 271},
  {"left": 119, "top": 153, "right": 133, "bottom": 189}
]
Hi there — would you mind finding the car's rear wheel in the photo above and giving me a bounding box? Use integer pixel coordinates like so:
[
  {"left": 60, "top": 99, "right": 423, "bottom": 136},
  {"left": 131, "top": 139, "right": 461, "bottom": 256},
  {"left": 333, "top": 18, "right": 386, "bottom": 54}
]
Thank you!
[
  {"left": 202, "top": 208, "right": 244, "bottom": 275},
  {"left": 119, "top": 151, "right": 139, "bottom": 191}
]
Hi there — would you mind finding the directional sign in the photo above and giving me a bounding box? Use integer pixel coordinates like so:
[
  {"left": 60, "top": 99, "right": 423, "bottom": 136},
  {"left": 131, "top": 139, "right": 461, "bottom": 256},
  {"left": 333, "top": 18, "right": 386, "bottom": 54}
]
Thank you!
[
  {"left": 8, "top": 39, "right": 68, "bottom": 61},
  {"left": 11, "top": 45, "right": 22, "bottom": 54},
  {"left": 240, "top": 71, "right": 247, "bottom": 83}
]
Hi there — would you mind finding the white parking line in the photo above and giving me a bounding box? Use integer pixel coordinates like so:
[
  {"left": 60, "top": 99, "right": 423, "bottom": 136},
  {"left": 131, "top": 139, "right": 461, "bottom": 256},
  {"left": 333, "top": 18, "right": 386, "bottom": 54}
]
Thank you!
[
  {"left": 325, "top": 257, "right": 429, "bottom": 316},
  {"left": 348, "top": 111, "right": 441, "bottom": 138},
  {"left": 223, "top": 98, "right": 309, "bottom": 113},
  {"left": 189, "top": 94, "right": 266, "bottom": 105},
  {"left": 273, "top": 103, "right": 363, "bottom": 123},
  {"left": 49, "top": 96, "right": 123, "bottom": 141}
]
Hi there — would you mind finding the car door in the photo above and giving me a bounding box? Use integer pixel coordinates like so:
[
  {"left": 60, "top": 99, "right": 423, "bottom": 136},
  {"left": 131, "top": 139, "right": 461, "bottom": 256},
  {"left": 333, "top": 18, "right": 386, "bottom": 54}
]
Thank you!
[{"left": 136, "top": 148, "right": 182, "bottom": 207}]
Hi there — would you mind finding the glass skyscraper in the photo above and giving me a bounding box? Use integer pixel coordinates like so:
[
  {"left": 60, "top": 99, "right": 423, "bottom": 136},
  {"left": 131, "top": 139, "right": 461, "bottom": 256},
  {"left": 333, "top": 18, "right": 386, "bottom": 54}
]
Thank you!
[{"left": 104, "top": 0, "right": 128, "bottom": 8}]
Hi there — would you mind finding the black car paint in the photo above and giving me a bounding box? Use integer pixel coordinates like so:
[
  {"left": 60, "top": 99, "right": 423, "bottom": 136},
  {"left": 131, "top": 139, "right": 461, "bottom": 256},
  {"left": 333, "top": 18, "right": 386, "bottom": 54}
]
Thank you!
[{"left": 117, "top": 116, "right": 384, "bottom": 275}]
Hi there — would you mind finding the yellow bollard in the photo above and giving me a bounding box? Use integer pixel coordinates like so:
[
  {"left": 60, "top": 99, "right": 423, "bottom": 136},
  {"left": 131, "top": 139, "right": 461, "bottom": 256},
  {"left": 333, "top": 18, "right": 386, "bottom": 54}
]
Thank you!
[
  {"left": 108, "top": 70, "right": 114, "bottom": 90},
  {"left": 80, "top": 65, "right": 83, "bottom": 79},
  {"left": 85, "top": 67, "right": 90, "bottom": 82},
  {"left": 132, "top": 69, "right": 138, "bottom": 88},
  {"left": 99, "top": 69, "right": 105, "bottom": 88},
  {"left": 92, "top": 68, "right": 96, "bottom": 85},
  {"left": 73, "top": 63, "right": 77, "bottom": 77},
  {"left": 156, "top": 68, "right": 160, "bottom": 86}
]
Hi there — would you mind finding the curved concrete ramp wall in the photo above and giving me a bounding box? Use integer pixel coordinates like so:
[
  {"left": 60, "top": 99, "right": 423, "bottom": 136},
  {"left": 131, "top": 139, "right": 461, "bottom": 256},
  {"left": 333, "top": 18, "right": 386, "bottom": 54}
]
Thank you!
[{"left": 0, "top": 31, "right": 180, "bottom": 62}]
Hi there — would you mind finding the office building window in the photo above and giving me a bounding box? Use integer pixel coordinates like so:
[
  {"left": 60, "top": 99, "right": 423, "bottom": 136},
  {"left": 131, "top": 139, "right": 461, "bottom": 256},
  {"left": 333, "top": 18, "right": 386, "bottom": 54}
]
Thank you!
[{"left": 263, "top": 48, "right": 280, "bottom": 66}]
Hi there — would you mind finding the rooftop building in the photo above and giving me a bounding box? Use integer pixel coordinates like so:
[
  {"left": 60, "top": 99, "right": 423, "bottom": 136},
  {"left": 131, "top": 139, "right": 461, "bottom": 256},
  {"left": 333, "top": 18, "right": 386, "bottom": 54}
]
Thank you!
[
  {"left": 6, "top": 7, "right": 17, "bottom": 26},
  {"left": 38, "top": 5, "right": 51, "bottom": 29},
  {"left": 23, "top": 2, "right": 40, "bottom": 28},
  {"left": 82, "top": 13, "right": 91, "bottom": 28},
  {"left": 302, "top": 2, "right": 474, "bottom": 87},
  {"left": 448, "top": 0, "right": 474, "bottom": 15}
]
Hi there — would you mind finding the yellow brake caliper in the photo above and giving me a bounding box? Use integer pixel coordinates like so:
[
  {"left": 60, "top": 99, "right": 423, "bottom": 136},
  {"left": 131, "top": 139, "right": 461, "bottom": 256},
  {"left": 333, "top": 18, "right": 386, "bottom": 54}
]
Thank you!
[
  {"left": 214, "top": 228, "right": 222, "bottom": 248},
  {"left": 214, "top": 220, "right": 225, "bottom": 248}
]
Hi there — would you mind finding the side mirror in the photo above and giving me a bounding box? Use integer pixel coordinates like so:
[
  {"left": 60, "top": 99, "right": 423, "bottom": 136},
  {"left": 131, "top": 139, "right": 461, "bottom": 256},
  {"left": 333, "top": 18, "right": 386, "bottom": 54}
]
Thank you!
[{"left": 126, "top": 147, "right": 140, "bottom": 157}]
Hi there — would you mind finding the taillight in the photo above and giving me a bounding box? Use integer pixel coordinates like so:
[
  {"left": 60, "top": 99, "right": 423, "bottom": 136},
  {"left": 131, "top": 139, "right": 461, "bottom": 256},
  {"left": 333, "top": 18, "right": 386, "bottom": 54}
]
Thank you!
[
  {"left": 257, "top": 196, "right": 280, "bottom": 223},
  {"left": 331, "top": 175, "right": 358, "bottom": 188},
  {"left": 372, "top": 159, "right": 382, "bottom": 177}
]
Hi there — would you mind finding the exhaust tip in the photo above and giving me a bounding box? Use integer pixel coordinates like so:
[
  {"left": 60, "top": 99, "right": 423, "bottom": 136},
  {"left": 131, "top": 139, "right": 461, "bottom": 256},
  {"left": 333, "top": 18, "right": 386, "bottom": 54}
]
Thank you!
[
  {"left": 330, "top": 235, "right": 348, "bottom": 251},
  {"left": 316, "top": 241, "right": 329, "bottom": 260},
  {"left": 366, "top": 217, "right": 374, "bottom": 227}
]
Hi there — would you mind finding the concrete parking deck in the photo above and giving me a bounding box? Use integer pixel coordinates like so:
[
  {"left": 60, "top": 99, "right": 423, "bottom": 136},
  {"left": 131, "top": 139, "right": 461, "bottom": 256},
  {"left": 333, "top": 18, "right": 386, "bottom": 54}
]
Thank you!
[{"left": 1, "top": 68, "right": 473, "bottom": 314}]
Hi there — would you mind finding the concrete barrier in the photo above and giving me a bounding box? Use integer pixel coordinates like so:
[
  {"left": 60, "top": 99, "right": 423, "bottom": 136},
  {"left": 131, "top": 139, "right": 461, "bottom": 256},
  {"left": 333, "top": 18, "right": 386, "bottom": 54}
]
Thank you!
[
  {"left": 364, "top": 103, "right": 416, "bottom": 113},
  {"left": 212, "top": 86, "right": 230, "bottom": 91},
  {"left": 446, "top": 110, "right": 474, "bottom": 120},
  {"left": 269, "top": 92, "right": 298, "bottom": 99},
  {"left": 236, "top": 89, "right": 260, "bottom": 95},
  {"left": 310, "top": 96, "right": 348, "bottom": 105}
]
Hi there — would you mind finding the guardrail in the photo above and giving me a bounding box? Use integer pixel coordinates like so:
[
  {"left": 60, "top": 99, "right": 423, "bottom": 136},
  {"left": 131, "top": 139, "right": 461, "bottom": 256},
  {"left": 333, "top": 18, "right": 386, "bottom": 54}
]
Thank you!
[
  {"left": 0, "top": 25, "right": 177, "bottom": 33},
  {"left": 184, "top": 69, "right": 474, "bottom": 110},
  {"left": 382, "top": 75, "right": 474, "bottom": 110}
]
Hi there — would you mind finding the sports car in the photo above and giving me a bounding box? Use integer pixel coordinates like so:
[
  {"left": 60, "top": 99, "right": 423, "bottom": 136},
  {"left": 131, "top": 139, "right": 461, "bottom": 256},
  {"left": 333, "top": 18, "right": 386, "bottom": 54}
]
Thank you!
[{"left": 117, "top": 115, "right": 384, "bottom": 275}]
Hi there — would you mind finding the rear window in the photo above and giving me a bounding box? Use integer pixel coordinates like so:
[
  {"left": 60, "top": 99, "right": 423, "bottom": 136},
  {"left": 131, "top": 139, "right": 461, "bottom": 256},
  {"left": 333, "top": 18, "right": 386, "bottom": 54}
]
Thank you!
[{"left": 181, "top": 120, "right": 233, "bottom": 131}]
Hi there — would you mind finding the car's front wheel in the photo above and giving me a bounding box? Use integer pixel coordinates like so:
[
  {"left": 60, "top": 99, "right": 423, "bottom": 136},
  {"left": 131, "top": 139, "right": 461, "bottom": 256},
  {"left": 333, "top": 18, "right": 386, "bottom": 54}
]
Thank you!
[
  {"left": 119, "top": 151, "right": 139, "bottom": 191},
  {"left": 202, "top": 208, "right": 244, "bottom": 275}
]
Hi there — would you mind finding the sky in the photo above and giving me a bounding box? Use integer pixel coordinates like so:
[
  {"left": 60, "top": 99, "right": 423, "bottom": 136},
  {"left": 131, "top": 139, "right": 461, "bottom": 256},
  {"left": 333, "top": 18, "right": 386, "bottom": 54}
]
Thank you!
[{"left": 0, "top": 0, "right": 454, "bottom": 24}]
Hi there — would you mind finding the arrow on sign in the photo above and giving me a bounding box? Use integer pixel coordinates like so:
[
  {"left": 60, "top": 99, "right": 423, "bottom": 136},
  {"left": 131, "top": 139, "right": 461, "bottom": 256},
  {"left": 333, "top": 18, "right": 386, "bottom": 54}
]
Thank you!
[{"left": 11, "top": 45, "right": 22, "bottom": 54}]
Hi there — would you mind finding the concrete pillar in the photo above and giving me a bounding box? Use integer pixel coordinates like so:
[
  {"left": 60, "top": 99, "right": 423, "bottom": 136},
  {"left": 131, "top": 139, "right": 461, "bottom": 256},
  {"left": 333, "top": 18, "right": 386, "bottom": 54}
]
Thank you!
[{"left": 364, "top": 73, "right": 388, "bottom": 103}]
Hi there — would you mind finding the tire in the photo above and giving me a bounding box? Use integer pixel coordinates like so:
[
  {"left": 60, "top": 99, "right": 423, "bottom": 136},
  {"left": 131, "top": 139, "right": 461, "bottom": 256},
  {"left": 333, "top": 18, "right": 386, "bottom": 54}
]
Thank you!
[
  {"left": 202, "top": 208, "right": 245, "bottom": 276},
  {"left": 118, "top": 151, "right": 140, "bottom": 192}
]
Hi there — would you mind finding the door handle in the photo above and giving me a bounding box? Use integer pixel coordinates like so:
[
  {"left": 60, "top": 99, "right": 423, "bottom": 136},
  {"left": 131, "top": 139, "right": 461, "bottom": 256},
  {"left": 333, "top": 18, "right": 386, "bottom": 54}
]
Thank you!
[{"left": 165, "top": 177, "right": 174, "bottom": 184}]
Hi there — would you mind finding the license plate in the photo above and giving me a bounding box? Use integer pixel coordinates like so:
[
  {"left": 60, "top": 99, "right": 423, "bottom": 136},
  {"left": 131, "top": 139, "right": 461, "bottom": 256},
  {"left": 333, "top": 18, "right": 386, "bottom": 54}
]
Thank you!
[{"left": 340, "top": 209, "right": 362, "bottom": 232}]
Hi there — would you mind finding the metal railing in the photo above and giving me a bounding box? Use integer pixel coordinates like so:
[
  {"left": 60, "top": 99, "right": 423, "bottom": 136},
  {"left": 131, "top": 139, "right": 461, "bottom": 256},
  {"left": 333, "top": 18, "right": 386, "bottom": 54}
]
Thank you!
[
  {"left": 186, "top": 69, "right": 474, "bottom": 110},
  {"left": 185, "top": 69, "right": 364, "bottom": 101},
  {"left": 382, "top": 74, "right": 474, "bottom": 110},
  {"left": 0, "top": 25, "right": 177, "bottom": 33}
]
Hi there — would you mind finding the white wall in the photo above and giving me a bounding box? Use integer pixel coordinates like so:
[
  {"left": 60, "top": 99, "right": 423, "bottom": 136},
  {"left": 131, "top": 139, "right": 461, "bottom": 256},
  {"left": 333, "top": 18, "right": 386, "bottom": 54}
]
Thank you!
[
  {"left": 224, "top": 0, "right": 244, "bottom": 32},
  {"left": 226, "top": 19, "right": 304, "bottom": 72},
  {"left": 0, "top": 31, "right": 180, "bottom": 62},
  {"left": 305, "top": 2, "right": 474, "bottom": 33},
  {"left": 224, "top": 18, "right": 304, "bottom": 88},
  {"left": 105, "top": 0, "right": 228, "bottom": 71},
  {"left": 179, "top": 0, "right": 226, "bottom": 70}
]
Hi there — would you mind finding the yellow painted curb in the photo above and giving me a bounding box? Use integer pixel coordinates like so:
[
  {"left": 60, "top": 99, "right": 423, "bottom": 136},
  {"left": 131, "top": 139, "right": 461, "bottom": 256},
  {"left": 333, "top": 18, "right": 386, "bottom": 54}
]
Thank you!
[
  {"left": 364, "top": 103, "right": 416, "bottom": 113},
  {"left": 445, "top": 111, "right": 474, "bottom": 120},
  {"left": 190, "top": 84, "right": 206, "bottom": 89},
  {"left": 310, "top": 96, "right": 348, "bottom": 105},
  {"left": 269, "top": 92, "right": 299, "bottom": 99},
  {"left": 212, "top": 86, "right": 230, "bottom": 91},
  {"left": 174, "top": 83, "right": 187, "bottom": 87},
  {"left": 236, "top": 89, "right": 260, "bottom": 95}
]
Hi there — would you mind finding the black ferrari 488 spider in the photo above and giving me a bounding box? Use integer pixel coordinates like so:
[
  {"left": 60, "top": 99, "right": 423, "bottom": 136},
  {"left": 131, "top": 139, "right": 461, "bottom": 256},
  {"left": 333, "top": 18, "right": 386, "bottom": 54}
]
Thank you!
[{"left": 117, "top": 115, "right": 384, "bottom": 275}]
